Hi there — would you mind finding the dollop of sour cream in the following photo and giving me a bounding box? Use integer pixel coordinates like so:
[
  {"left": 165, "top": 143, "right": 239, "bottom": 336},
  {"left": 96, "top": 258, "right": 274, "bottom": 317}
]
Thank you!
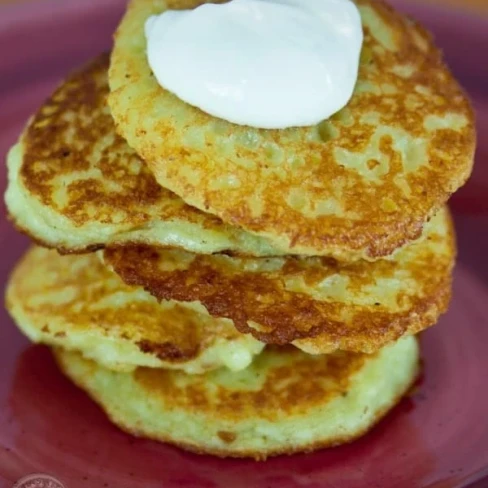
[{"left": 145, "top": 0, "right": 363, "bottom": 129}]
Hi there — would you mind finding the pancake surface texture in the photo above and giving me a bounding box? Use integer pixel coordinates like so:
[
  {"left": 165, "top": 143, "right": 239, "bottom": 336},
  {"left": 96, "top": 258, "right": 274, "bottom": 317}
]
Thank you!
[
  {"left": 6, "top": 247, "right": 264, "bottom": 373},
  {"left": 5, "top": 55, "right": 282, "bottom": 257},
  {"left": 109, "top": 0, "right": 474, "bottom": 260},
  {"left": 105, "top": 207, "right": 454, "bottom": 354},
  {"left": 54, "top": 336, "right": 419, "bottom": 459}
]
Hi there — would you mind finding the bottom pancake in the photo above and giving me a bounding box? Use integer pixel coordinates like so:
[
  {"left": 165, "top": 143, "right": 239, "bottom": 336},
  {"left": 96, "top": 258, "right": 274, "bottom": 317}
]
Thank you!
[{"left": 53, "top": 336, "right": 419, "bottom": 459}]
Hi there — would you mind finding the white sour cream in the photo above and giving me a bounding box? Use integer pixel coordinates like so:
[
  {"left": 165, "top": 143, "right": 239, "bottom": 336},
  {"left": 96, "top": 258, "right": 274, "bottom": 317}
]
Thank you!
[{"left": 145, "top": 0, "right": 363, "bottom": 129}]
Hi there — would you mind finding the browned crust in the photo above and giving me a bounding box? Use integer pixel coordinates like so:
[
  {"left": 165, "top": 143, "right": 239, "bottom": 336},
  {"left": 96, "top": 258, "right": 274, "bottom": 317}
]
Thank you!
[
  {"left": 106, "top": 246, "right": 451, "bottom": 350},
  {"left": 104, "top": 210, "right": 454, "bottom": 352},
  {"left": 136, "top": 339, "right": 200, "bottom": 362},
  {"left": 294, "top": 278, "right": 450, "bottom": 353},
  {"left": 53, "top": 348, "right": 421, "bottom": 460},
  {"left": 217, "top": 431, "right": 237, "bottom": 444}
]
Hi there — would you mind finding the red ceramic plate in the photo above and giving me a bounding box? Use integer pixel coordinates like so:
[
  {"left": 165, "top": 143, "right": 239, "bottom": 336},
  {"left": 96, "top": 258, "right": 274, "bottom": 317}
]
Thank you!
[{"left": 1, "top": 2, "right": 487, "bottom": 487}]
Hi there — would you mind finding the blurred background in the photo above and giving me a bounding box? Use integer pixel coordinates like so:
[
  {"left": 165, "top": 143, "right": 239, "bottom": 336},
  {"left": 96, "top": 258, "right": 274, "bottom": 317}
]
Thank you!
[
  {"left": 0, "top": 0, "right": 487, "bottom": 9},
  {"left": 0, "top": 0, "right": 487, "bottom": 11}
]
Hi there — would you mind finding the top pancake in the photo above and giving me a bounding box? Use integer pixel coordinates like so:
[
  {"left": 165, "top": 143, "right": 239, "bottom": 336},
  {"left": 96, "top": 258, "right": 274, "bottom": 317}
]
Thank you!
[
  {"left": 109, "top": 0, "right": 475, "bottom": 261},
  {"left": 5, "top": 55, "right": 282, "bottom": 256}
]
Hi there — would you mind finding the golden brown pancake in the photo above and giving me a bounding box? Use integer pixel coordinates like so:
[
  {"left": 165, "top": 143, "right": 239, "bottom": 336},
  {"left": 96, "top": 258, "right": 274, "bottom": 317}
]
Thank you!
[
  {"left": 5, "top": 55, "right": 283, "bottom": 257},
  {"left": 104, "top": 207, "right": 454, "bottom": 354},
  {"left": 109, "top": 0, "right": 475, "bottom": 261},
  {"left": 5, "top": 247, "right": 264, "bottom": 373},
  {"left": 53, "top": 336, "right": 420, "bottom": 459}
]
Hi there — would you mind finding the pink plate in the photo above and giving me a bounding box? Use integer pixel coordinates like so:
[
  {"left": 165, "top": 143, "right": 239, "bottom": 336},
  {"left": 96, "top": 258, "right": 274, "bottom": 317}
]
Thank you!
[{"left": 1, "top": 1, "right": 488, "bottom": 487}]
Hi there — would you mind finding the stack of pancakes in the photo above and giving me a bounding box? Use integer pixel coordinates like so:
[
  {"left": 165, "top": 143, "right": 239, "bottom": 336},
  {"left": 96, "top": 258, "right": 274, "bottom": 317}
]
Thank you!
[{"left": 4, "top": 0, "right": 475, "bottom": 459}]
